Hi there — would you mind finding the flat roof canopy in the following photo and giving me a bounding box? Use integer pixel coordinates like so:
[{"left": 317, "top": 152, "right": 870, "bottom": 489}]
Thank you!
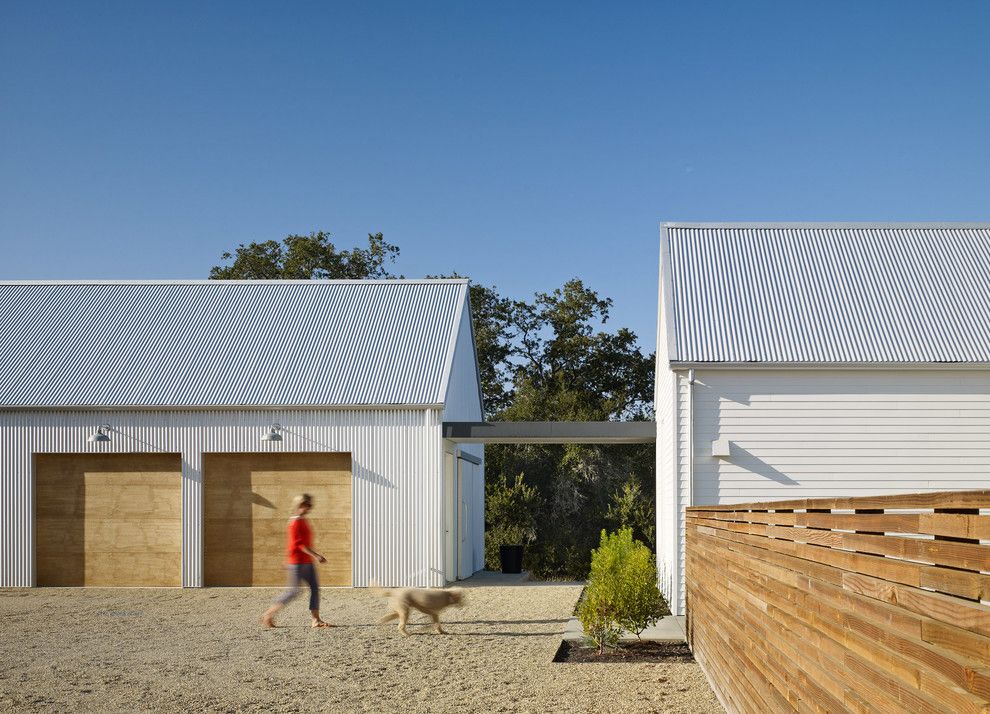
[{"left": 442, "top": 421, "right": 656, "bottom": 444}]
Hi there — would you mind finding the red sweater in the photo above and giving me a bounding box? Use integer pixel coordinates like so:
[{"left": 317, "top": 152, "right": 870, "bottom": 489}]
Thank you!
[{"left": 286, "top": 517, "right": 313, "bottom": 564}]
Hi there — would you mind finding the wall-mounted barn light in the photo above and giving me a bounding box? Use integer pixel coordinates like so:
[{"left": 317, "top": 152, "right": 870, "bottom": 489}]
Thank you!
[
  {"left": 87, "top": 424, "right": 111, "bottom": 443},
  {"left": 261, "top": 423, "right": 283, "bottom": 442}
]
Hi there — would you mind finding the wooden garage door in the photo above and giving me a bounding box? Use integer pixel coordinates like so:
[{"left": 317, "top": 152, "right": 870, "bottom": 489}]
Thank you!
[
  {"left": 203, "top": 452, "right": 352, "bottom": 587},
  {"left": 35, "top": 453, "right": 182, "bottom": 586}
]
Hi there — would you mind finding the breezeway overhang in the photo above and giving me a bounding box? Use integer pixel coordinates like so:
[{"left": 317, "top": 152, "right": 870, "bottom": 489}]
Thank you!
[{"left": 442, "top": 421, "right": 657, "bottom": 444}]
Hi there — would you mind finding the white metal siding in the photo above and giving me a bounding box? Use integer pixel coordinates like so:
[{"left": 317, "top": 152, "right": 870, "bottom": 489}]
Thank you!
[
  {"left": 0, "top": 408, "right": 444, "bottom": 588},
  {"left": 664, "top": 225, "right": 990, "bottom": 363},
  {"left": 441, "top": 302, "right": 484, "bottom": 423}
]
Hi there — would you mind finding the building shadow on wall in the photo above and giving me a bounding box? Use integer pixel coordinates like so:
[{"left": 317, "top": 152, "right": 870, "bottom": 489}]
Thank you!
[
  {"left": 203, "top": 454, "right": 257, "bottom": 586},
  {"left": 282, "top": 430, "right": 394, "bottom": 488},
  {"left": 729, "top": 445, "right": 799, "bottom": 486}
]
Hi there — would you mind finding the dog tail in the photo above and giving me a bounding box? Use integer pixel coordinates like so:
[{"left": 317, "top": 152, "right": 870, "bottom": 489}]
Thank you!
[{"left": 368, "top": 579, "right": 392, "bottom": 598}]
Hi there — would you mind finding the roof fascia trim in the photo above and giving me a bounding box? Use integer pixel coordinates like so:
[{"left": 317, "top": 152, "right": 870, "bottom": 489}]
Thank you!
[
  {"left": 666, "top": 361, "right": 990, "bottom": 370},
  {"left": 437, "top": 284, "right": 468, "bottom": 405},
  {"left": 0, "top": 279, "right": 471, "bottom": 286},
  {"left": 658, "top": 222, "right": 677, "bottom": 362},
  {"left": 0, "top": 403, "right": 444, "bottom": 412},
  {"left": 464, "top": 285, "right": 487, "bottom": 417},
  {"left": 660, "top": 222, "right": 990, "bottom": 230}
]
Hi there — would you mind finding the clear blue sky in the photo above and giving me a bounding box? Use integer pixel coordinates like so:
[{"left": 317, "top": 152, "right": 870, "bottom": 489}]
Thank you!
[{"left": 3, "top": 2, "right": 989, "bottom": 352}]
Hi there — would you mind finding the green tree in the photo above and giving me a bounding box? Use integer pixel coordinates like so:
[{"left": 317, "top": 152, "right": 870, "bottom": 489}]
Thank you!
[
  {"left": 428, "top": 274, "right": 517, "bottom": 418},
  {"left": 483, "top": 472, "right": 538, "bottom": 568},
  {"left": 606, "top": 477, "right": 656, "bottom": 550},
  {"left": 482, "top": 279, "right": 656, "bottom": 578},
  {"left": 501, "top": 279, "right": 653, "bottom": 422},
  {"left": 209, "top": 231, "right": 400, "bottom": 280},
  {"left": 209, "top": 236, "right": 656, "bottom": 580}
]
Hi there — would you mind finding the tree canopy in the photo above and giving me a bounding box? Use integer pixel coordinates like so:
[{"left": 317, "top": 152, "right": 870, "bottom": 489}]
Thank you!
[
  {"left": 209, "top": 231, "right": 655, "bottom": 578},
  {"left": 479, "top": 279, "right": 655, "bottom": 576},
  {"left": 209, "top": 231, "right": 400, "bottom": 280}
]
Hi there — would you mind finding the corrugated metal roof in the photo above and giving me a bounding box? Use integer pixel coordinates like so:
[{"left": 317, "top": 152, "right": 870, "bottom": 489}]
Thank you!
[
  {"left": 0, "top": 280, "right": 468, "bottom": 408},
  {"left": 662, "top": 224, "right": 990, "bottom": 363}
]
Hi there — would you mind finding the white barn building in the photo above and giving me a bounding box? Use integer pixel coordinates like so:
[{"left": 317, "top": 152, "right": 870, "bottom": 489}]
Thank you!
[
  {"left": 0, "top": 279, "right": 484, "bottom": 589},
  {"left": 656, "top": 223, "right": 990, "bottom": 614}
]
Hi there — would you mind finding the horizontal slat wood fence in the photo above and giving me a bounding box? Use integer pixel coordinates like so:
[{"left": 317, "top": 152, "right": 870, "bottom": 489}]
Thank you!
[{"left": 686, "top": 490, "right": 990, "bottom": 714}]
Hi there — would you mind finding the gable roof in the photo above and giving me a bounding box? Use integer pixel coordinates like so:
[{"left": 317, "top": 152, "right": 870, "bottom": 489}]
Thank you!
[
  {"left": 661, "top": 223, "right": 990, "bottom": 364},
  {"left": 0, "top": 279, "right": 472, "bottom": 408}
]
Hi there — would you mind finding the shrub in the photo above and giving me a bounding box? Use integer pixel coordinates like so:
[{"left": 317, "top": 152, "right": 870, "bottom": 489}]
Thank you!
[
  {"left": 576, "top": 585, "right": 622, "bottom": 654},
  {"left": 576, "top": 528, "right": 664, "bottom": 653}
]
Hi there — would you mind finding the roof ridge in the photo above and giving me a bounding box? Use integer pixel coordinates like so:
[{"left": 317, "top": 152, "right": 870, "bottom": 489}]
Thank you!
[{"left": 0, "top": 278, "right": 470, "bottom": 286}]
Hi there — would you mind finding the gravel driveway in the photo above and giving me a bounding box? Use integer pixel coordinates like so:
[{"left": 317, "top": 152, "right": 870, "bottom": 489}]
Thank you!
[{"left": 0, "top": 583, "right": 720, "bottom": 713}]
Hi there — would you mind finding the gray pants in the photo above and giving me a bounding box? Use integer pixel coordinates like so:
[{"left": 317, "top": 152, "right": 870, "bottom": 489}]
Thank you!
[{"left": 275, "top": 563, "right": 320, "bottom": 611}]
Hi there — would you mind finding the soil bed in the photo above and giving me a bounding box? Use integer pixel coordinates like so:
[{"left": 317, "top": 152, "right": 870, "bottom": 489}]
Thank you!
[{"left": 554, "top": 639, "right": 695, "bottom": 664}]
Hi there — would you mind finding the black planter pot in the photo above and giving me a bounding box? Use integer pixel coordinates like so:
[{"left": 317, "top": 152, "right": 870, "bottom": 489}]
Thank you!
[{"left": 499, "top": 544, "right": 524, "bottom": 574}]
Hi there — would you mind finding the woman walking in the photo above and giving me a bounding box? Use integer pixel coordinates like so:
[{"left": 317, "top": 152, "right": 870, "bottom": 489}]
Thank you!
[{"left": 262, "top": 494, "right": 332, "bottom": 628}]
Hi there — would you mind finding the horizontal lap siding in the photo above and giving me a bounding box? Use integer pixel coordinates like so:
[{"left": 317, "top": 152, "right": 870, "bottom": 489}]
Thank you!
[
  {"left": 691, "top": 370, "right": 990, "bottom": 503},
  {"left": 675, "top": 368, "right": 990, "bottom": 615},
  {"left": 0, "top": 409, "right": 442, "bottom": 588},
  {"left": 685, "top": 491, "right": 990, "bottom": 714}
]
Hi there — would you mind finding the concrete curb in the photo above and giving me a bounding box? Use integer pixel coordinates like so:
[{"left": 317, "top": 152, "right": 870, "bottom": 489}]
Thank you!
[{"left": 562, "top": 615, "right": 687, "bottom": 643}]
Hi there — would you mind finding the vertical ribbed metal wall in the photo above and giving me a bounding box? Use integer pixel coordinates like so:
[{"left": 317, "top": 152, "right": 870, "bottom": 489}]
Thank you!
[{"left": 0, "top": 408, "right": 443, "bottom": 588}]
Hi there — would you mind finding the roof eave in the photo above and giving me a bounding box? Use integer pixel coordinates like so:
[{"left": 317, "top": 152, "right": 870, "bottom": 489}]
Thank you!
[
  {"left": 0, "top": 278, "right": 471, "bottom": 286},
  {"left": 661, "top": 221, "right": 990, "bottom": 229},
  {"left": 667, "top": 361, "right": 990, "bottom": 370},
  {"left": 0, "top": 403, "right": 446, "bottom": 412}
]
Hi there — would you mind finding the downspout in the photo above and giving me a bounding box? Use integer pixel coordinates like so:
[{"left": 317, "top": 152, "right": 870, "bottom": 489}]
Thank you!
[
  {"left": 687, "top": 369, "right": 695, "bottom": 508},
  {"left": 683, "top": 369, "right": 695, "bottom": 620}
]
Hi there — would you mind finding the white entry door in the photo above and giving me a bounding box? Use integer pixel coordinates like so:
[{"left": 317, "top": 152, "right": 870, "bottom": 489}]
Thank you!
[
  {"left": 457, "top": 456, "right": 474, "bottom": 580},
  {"left": 444, "top": 452, "right": 457, "bottom": 582}
]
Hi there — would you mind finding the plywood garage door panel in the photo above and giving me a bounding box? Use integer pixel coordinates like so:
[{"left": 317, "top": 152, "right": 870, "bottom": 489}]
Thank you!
[
  {"left": 35, "top": 453, "right": 182, "bottom": 586},
  {"left": 203, "top": 452, "right": 352, "bottom": 587}
]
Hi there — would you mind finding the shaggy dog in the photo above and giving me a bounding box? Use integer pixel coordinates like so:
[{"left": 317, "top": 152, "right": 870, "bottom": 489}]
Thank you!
[{"left": 370, "top": 582, "right": 465, "bottom": 636}]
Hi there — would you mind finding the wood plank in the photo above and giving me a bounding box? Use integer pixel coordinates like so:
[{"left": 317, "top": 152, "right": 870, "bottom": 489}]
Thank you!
[
  {"left": 694, "top": 543, "right": 989, "bottom": 713},
  {"left": 688, "top": 548, "right": 891, "bottom": 711},
  {"left": 686, "top": 490, "right": 990, "bottom": 714},
  {"left": 788, "top": 527, "right": 989, "bottom": 576},
  {"left": 921, "top": 619, "right": 990, "bottom": 664},
  {"left": 82, "top": 552, "right": 182, "bottom": 587},
  {"left": 203, "top": 452, "right": 352, "bottom": 587},
  {"left": 793, "top": 512, "right": 990, "bottom": 540},
  {"left": 698, "top": 518, "right": 988, "bottom": 601},
  {"left": 35, "top": 453, "right": 182, "bottom": 586},
  {"left": 686, "top": 489, "right": 990, "bottom": 512},
  {"left": 842, "top": 572, "right": 990, "bottom": 638}
]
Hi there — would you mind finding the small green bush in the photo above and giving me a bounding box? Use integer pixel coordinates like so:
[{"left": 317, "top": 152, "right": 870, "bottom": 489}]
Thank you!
[
  {"left": 577, "top": 528, "right": 664, "bottom": 653},
  {"left": 577, "top": 585, "right": 622, "bottom": 654}
]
